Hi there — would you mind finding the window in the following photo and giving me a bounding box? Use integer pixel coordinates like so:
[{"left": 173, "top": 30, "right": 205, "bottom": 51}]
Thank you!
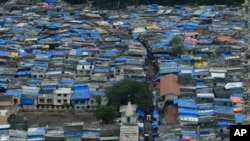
[
  {"left": 90, "top": 100, "right": 94, "bottom": 104},
  {"left": 86, "top": 71, "right": 90, "bottom": 75},
  {"left": 58, "top": 94, "right": 61, "bottom": 97},
  {"left": 33, "top": 75, "right": 37, "bottom": 78},
  {"left": 64, "top": 94, "right": 67, "bottom": 97},
  {"left": 47, "top": 99, "right": 52, "bottom": 103},
  {"left": 57, "top": 100, "right": 61, "bottom": 103},
  {"left": 14, "top": 99, "right": 18, "bottom": 104},
  {"left": 82, "top": 66, "right": 85, "bottom": 69},
  {"left": 63, "top": 100, "right": 67, "bottom": 103},
  {"left": 39, "top": 75, "right": 43, "bottom": 78},
  {"left": 90, "top": 66, "right": 93, "bottom": 69},
  {"left": 39, "top": 99, "right": 45, "bottom": 103}
]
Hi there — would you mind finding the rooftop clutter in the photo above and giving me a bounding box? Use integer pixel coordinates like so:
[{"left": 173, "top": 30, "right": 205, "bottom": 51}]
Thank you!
[
  {"left": 0, "top": 0, "right": 248, "bottom": 140},
  {"left": 143, "top": 4, "right": 249, "bottom": 141},
  {"left": 0, "top": 0, "right": 150, "bottom": 110}
]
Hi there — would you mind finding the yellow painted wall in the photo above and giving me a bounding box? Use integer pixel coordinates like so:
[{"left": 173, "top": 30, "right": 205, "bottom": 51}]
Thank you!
[
  {"left": 11, "top": 52, "right": 19, "bottom": 57},
  {"left": 0, "top": 116, "right": 8, "bottom": 124},
  {"left": 194, "top": 61, "right": 209, "bottom": 67}
]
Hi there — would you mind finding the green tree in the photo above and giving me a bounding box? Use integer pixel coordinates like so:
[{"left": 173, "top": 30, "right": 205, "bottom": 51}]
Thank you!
[
  {"left": 0, "top": 0, "right": 7, "bottom": 3},
  {"left": 63, "top": 0, "right": 87, "bottom": 4},
  {"left": 106, "top": 79, "right": 152, "bottom": 110},
  {"left": 94, "top": 95, "right": 102, "bottom": 106},
  {"left": 169, "top": 36, "right": 184, "bottom": 57},
  {"left": 94, "top": 105, "right": 118, "bottom": 124}
]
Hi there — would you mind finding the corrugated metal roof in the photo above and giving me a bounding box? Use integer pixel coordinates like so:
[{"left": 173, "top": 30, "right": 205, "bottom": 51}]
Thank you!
[
  {"left": 160, "top": 74, "right": 180, "bottom": 96},
  {"left": 164, "top": 105, "right": 178, "bottom": 125}
]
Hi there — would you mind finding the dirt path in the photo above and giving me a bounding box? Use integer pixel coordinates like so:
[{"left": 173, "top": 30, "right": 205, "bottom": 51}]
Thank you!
[{"left": 145, "top": 50, "right": 156, "bottom": 90}]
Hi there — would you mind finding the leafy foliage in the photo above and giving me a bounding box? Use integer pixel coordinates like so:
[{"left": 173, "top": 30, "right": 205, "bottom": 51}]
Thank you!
[
  {"left": 94, "top": 95, "right": 102, "bottom": 106},
  {"left": 0, "top": 0, "right": 7, "bottom": 2},
  {"left": 94, "top": 105, "right": 118, "bottom": 124},
  {"left": 63, "top": 0, "right": 87, "bottom": 4},
  {"left": 169, "top": 36, "right": 184, "bottom": 57},
  {"left": 106, "top": 79, "right": 152, "bottom": 110}
]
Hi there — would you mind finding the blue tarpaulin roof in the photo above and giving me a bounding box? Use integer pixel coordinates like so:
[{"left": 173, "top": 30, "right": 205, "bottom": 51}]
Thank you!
[
  {"left": 0, "top": 77, "right": 9, "bottom": 82},
  {"left": 0, "top": 130, "right": 8, "bottom": 135},
  {"left": 50, "top": 35, "right": 62, "bottom": 41},
  {"left": 152, "top": 121, "right": 159, "bottom": 129},
  {"left": 196, "top": 81, "right": 207, "bottom": 86},
  {"left": 160, "top": 61, "right": 178, "bottom": 67},
  {"left": 176, "top": 98, "right": 197, "bottom": 109},
  {"left": 193, "top": 71, "right": 209, "bottom": 76},
  {"left": 41, "top": 85, "right": 56, "bottom": 91},
  {"left": 64, "top": 131, "right": 82, "bottom": 137},
  {"left": 16, "top": 70, "right": 31, "bottom": 75},
  {"left": 0, "top": 39, "right": 8, "bottom": 45},
  {"left": 153, "top": 109, "right": 159, "bottom": 118},
  {"left": 180, "top": 55, "right": 191, "bottom": 61},
  {"left": 159, "top": 68, "right": 178, "bottom": 74},
  {"left": 27, "top": 136, "right": 44, "bottom": 140},
  {"left": 115, "top": 57, "right": 127, "bottom": 63},
  {"left": 82, "top": 129, "right": 100, "bottom": 136},
  {"left": 5, "top": 89, "right": 22, "bottom": 96},
  {"left": 21, "top": 98, "right": 35, "bottom": 105},
  {"left": 104, "top": 49, "right": 118, "bottom": 57},
  {"left": 214, "top": 98, "right": 232, "bottom": 102},
  {"left": 94, "top": 68, "right": 109, "bottom": 73},
  {"left": 60, "top": 78, "right": 75, "bottom": 84},
  {"left": 0, "top": 83, "right": 7, "bottom": 89},
  {"left": 73, "top": 84, "right": 89, "bottom": 92},
  {"left": 44, "top": 0, "right": 58, "bottom": 4},
  {"left": 178, "top": 108, "right": 199, "bottom": 116},
  {"left": 231, "top": 93, "right": 243, "bottom": 97},
  {"left": 137, "top": 109, "right": 145, "bottom": 117},
  {"left": 0, "top": 51, "right": 10, "bottom": 56},
  {"left": 47, "top": 23, "right": 61, "bottom": 29},
  {"left": 29, "top": 79, "right": 43, "bottom": 84},
  {"left": 217, "top": 121, "right": 233, "bottom": 128},
  {"left": 197, "top": 103, "right": 214, "bottom": 109},
  {"left": 214, "top": 105, "right": 233, "bottom": 114},
  {"left": 0, "top": 19, "right": 5, "bottom": 26},
  {"left": 19, "top": 50, "right": 28, "bottom": 57},
  {"left": 235, "top": 114, "right": 247, "bottom": 124},
  {"left": 71, "top": 92, "right": 90, "bottom": 100},
  {"left": 28, "top": 127, "right": 47, "bottom": 136}
]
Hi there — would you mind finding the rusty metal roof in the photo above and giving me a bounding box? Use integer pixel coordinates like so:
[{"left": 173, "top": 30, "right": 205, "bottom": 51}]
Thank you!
[{"left": 160, "top": 74, "right": 180, "bottom": 97}]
